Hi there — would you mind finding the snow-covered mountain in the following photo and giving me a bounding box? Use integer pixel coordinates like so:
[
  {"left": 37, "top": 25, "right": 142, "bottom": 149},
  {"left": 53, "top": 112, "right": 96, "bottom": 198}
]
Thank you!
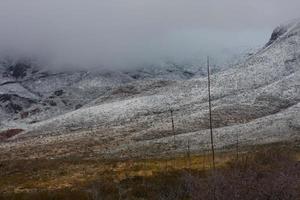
[
  {"left": 0, "top": 58, "right": 209, "bottom": 127},
  {"left": 0, "top": 19, "right": 299, "bottom": 159}
]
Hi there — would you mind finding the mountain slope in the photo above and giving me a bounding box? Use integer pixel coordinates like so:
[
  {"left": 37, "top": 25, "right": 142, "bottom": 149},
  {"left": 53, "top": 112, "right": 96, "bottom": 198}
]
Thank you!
[
  {"left": 0, "top": 58, "right": 210, "bottom": 129},
  {"left": 0, "top": 19, "right": 300, "bottom": 159}
]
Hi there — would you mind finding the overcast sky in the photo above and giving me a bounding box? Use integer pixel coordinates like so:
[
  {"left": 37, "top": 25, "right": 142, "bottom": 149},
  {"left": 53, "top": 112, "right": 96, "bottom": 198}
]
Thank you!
[{"left": 0, "top": 0, "right": 300, "bottom": 69}]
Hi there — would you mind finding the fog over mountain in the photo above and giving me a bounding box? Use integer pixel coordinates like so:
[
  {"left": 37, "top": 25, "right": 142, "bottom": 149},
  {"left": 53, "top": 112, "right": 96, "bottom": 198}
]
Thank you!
[
  {"left": 1, "top": 0, "right": 300, "bottom": 69},
  {"left": 2, "top": 1, "right": 300, "bottom": 197},
  {"left": 1, "top": 18, "right": 300, "bottom": 160}
]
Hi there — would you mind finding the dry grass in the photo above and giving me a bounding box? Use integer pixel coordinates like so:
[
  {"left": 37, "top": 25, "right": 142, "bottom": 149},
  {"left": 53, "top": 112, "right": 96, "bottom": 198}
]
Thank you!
[
  {"left": 0, "top": 142, "right": 299, "bottom": 199},
  {"left": 0, "top": 152, "right": 230, "bottom": 193}
]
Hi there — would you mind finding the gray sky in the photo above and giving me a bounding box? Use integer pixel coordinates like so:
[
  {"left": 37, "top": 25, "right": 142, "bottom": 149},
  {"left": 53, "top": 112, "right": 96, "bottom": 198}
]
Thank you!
[{"left": 0, "top": 0, "right": 300, "bottom": 69}]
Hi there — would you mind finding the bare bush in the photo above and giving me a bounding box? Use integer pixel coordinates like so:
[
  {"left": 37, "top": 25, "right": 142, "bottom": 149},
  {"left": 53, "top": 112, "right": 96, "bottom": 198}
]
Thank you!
[{"left": 180, "top": 149, "right": 300, "bottom": 200}]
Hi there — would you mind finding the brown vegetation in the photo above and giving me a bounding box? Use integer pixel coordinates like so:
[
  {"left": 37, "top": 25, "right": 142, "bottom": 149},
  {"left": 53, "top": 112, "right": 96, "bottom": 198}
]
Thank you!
[
  {"left": 0, "top": 129, "right": 23, "bottom": 142},
  {"left": 0, "top": 143, "right": 299, "bottom": 200}
]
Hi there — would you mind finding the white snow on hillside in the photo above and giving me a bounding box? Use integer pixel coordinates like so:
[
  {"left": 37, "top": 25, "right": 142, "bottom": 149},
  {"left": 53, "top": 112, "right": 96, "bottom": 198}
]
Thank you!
[{"left": 0, "top": 19, "right": 300, "bottom": 158}]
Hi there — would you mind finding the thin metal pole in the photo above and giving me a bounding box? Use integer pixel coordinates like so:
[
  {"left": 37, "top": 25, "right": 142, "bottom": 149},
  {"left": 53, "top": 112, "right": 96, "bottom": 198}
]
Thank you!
[
  {"left": 236, "top": 132, "right": 239, "bottom": 161},
  {"left": 170, "top": 108, "right": 176, "bottom": 169},
  {"left": 170, "top": 109, "right": 175, "bottom": 142},
  {"left": 187, "top": 139, "right": 191, "bottom": 170},
  {"left": 207, "top": 56, "right": 216, "bottom": 171},
  {"left": 207, "top": 56, "right": 216, "bottom": 200}
]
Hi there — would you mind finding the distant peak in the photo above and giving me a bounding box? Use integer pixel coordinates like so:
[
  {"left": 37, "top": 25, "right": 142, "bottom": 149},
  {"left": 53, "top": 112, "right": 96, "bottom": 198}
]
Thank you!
[{"left": 265, "top": 18, "right": 300, "bottom": 47}]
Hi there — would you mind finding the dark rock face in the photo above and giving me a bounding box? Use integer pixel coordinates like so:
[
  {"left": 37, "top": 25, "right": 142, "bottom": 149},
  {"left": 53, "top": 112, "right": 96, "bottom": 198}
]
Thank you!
[
  {"left": 0, "top": 94, "right": 36, "bottom": 114},
  {"left": 75, "top": 104, "right": 82, "bottom": 110},
  {"left": 130, "top": 74, "right": 141, "bottom": 80},
  {"left": 20, "top": 108, "right": 41, "bottom": 119},
  {"left": 5, "top": 103, "right": 23, "bottom": 113},
  {"left": 8, "top": 63, "right": 31, "bottom": 79},
  {"left": 46, "top": 100, "right": 57, "bottom": 106},
  {"left": 20, "top": 111, "right": 29, "bottom": 119},
  {"left": 182, "top": 71, "right": 195, "bottom": 78},
  {"left": 54, "top": 90, "right": 64, "bottom": 96},
  {"left": 265, "top": 26, "right": 288, "bottom": 47},
  {"left": 0, "top": 94, "right": 13, "bottom": 102}
]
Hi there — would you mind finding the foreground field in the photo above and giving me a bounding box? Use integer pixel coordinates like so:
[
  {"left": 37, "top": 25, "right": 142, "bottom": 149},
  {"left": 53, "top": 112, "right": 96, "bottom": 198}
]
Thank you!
[{"left": 0, "top": 141, "right": 299, "bottom": 200}]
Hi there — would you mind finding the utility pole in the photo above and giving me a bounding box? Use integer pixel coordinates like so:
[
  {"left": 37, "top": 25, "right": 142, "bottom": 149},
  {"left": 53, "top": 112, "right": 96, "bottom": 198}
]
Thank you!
[
  {"left": 170, "top": 108, "right": 175, "bottom": 142},
  {"left": 187, "top": 139, "right": 191, "bottom": 170},
  {"left": 236, "top": 132, "right": 239, "bottom": 161},
  {"left": 207, "top": 56, "right": 215, "bottom": 170},
  {"left": 207, "top": 56, "right": 216, "bottom": 200}
]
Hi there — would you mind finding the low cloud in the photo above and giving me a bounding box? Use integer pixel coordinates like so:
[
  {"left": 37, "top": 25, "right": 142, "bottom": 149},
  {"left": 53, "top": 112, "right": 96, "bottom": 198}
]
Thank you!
[{"left": 0, "top": 0, "right": 299, "bottom": 69}]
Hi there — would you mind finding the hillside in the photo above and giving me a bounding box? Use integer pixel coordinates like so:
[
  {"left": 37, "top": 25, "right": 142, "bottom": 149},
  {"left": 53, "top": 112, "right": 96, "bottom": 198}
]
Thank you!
[{"left": 0, "top": 20, "right": 300, "bottom": 160}]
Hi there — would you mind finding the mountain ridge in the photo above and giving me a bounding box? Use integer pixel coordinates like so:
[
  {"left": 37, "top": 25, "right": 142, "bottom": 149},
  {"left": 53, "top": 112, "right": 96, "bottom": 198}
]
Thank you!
[{"left": 0, "top": 19, "right": 299, "bottom": 159}]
